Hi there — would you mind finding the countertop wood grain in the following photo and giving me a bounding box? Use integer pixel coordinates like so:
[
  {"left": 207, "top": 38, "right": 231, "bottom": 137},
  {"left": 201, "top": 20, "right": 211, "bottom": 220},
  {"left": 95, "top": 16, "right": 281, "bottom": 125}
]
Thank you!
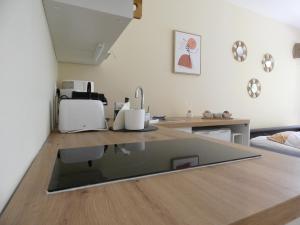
[
  {"left": 157, "top": 117, "right": 250, "bottom": 128},
  {"left": 1, "top": 126, "right": 300, "bottom": 225}
]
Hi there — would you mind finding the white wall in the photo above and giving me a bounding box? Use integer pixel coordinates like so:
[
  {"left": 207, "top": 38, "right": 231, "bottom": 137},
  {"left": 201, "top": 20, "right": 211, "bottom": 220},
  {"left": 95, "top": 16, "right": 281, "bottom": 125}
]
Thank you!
[
  {"left": 0, "top": 0, "right": 57, "bottom": 213},
  {"left": 58, "top": 0, "right": 300, "bottom": 128}
]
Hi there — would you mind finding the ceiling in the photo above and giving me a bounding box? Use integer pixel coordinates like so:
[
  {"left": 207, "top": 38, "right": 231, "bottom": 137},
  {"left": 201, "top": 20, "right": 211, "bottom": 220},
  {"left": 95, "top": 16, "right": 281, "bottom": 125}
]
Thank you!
[{"left": 225, "top": 0, "right": 300, "bottom": 29}]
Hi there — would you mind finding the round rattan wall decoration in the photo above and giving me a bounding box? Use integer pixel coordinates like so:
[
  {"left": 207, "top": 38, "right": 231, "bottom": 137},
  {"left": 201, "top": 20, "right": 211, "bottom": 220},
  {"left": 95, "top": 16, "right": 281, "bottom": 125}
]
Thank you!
[
  {"left": 247, "top": 78, "right": 261, "bottom": 98},
  {"left": 262, "top": 53, "right": 274, "bottom": 72},
  {"left": 232, "top": 41, "right": 247, "bottom": 62}
]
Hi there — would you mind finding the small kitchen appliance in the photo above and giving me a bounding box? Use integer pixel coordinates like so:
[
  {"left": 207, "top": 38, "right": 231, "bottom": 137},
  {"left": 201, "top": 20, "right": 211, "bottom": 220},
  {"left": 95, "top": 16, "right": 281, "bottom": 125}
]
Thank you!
[
  {"left": 58, "top": 99, "right": 107, "bottom": 133},
  {"left": 57, "top": 80, "right": 108, "bottom": 133},
  {"left": 60, "top": 80, "right": 95, "bottom": 98}
]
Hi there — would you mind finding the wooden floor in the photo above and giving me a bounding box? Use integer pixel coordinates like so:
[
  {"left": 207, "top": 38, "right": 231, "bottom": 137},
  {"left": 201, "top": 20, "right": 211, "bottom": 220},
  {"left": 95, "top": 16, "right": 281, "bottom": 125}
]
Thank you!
[{"left": 1, "top": 127, "right": 300, "bottom": 225}]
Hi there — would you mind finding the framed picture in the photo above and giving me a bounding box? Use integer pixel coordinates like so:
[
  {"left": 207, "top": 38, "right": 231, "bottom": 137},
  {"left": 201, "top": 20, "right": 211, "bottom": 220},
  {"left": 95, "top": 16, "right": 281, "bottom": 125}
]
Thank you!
[
  {"left": 173, "top": 30, "right": 201, "bottom": 75},
  {"left": 171, "top": 155, "right": 200, "bottom": 170}
]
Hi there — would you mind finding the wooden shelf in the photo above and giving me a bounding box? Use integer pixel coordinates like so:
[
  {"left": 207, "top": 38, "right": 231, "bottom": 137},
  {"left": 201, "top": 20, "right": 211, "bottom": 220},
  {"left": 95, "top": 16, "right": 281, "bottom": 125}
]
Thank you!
[{"left": 157, "top": 117, "right": 250, "bottom": 128}]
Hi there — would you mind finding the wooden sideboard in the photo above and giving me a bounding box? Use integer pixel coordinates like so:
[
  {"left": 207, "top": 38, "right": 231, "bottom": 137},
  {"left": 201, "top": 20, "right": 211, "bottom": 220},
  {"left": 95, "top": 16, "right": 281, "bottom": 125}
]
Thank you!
[{"left": 158, "top": 117, "right": 250, "bottom": 146}]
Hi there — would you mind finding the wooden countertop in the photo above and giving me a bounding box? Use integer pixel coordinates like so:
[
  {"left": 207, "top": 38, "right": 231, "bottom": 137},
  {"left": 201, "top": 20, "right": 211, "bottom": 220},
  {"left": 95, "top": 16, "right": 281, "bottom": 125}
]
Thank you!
[
  {"left": 1, "top": 126, "right": 300, "bottom": 225},
  {"left": 157, "top": 117, "right": 250, "bottom": 128}
]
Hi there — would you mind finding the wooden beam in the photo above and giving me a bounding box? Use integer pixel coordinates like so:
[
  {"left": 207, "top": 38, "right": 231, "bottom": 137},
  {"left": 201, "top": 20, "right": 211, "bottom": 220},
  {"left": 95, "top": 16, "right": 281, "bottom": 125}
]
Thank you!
[{"left": 134, "top": 0, "right": 142, "bottom": 19}]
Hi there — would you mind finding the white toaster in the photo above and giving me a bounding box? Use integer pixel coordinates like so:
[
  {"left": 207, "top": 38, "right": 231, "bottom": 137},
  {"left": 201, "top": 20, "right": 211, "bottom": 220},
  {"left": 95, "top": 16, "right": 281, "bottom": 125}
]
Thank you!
[{"left": 58, "top": 100, "right": 107, "bottom": 133}]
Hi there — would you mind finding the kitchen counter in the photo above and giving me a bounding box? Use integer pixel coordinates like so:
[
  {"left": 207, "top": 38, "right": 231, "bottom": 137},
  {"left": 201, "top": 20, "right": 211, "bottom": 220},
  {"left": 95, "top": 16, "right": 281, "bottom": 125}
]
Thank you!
[
  {"left": 1, "top": 126, "right": 300, "bottom": 225},
  {"left": 158, "top": 117, "right": 251, "bottom": 145},
  {"left": 157, "top": 117, "right": 250, "bottom": 128}
]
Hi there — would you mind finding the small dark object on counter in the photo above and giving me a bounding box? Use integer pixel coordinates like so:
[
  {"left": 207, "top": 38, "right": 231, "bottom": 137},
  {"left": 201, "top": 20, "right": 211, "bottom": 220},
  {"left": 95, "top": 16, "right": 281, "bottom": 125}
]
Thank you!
[
  {"left": 222, "top": 111, "right": 233, "bottom": 119},
  {"left": 72, "top": 91, "right": 107, "bottom": 105},
  {"left": 152, "top": 116, "right": 166, "bottom": 120},
  {"left": 110, "top": 126, "right": 158, "bottom": 132}
]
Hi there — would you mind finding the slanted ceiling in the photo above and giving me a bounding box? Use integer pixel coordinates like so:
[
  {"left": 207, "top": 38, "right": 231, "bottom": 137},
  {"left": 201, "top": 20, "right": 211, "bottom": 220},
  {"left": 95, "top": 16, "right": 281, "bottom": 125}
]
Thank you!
[{"left": 225, "top": 0, "right": 300, "bottom": 29}]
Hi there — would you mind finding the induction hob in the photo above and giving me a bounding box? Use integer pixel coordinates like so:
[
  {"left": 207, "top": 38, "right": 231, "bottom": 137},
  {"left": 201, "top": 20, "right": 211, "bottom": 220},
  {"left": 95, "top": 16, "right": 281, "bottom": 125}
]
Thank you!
[{"left": 48, "top": 138, "right": 261, "bottom": 193}]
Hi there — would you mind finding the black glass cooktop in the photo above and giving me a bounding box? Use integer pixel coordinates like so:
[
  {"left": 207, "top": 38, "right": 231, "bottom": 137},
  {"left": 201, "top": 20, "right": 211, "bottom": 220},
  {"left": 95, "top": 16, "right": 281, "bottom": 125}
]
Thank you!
[{"left": 48, "top": 138, "right": 261, "bottom": 193}]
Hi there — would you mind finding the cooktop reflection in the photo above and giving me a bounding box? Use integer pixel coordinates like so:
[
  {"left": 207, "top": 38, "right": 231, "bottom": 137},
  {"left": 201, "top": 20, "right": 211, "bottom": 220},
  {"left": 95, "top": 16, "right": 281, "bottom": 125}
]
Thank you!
[{"left": 48, "top": 138, "right": 261, "bottom": 193}]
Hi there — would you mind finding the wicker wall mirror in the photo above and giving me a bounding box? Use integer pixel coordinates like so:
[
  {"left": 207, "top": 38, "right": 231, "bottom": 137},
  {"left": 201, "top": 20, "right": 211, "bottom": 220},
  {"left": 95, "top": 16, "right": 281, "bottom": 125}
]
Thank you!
[
  {"left": 247, "top": 78, "right": 261, "bottom": 98},
  {"left": 262, "top": 53, "right": 274, "bottom": 72},
  {"left": 232, "top": 41, "right": 247, "bottom": 62}
]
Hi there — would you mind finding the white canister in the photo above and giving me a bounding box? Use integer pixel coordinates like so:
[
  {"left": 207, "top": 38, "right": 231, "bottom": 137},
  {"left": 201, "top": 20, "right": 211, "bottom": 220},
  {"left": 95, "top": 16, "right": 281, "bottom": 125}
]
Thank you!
[{"left": 125, "top": 109, "right": 145, "bottom": 130}]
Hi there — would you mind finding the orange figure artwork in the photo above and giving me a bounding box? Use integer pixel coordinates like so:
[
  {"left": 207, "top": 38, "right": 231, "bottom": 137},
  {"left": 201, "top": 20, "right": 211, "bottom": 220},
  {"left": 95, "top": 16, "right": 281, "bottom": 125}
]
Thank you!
[
  {"left": 174, "top": 31, "right": 201, "bottom": 75},
  {"left": 178, "top": 38, "right": 197, "bottom": 68}
]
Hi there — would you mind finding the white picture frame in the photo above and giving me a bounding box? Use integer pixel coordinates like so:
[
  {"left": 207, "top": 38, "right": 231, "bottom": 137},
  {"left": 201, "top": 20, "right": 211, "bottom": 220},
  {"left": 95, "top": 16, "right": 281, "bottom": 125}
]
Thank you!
[{"left": 173, "top": 30, "right": 201, "bottom": 75}]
